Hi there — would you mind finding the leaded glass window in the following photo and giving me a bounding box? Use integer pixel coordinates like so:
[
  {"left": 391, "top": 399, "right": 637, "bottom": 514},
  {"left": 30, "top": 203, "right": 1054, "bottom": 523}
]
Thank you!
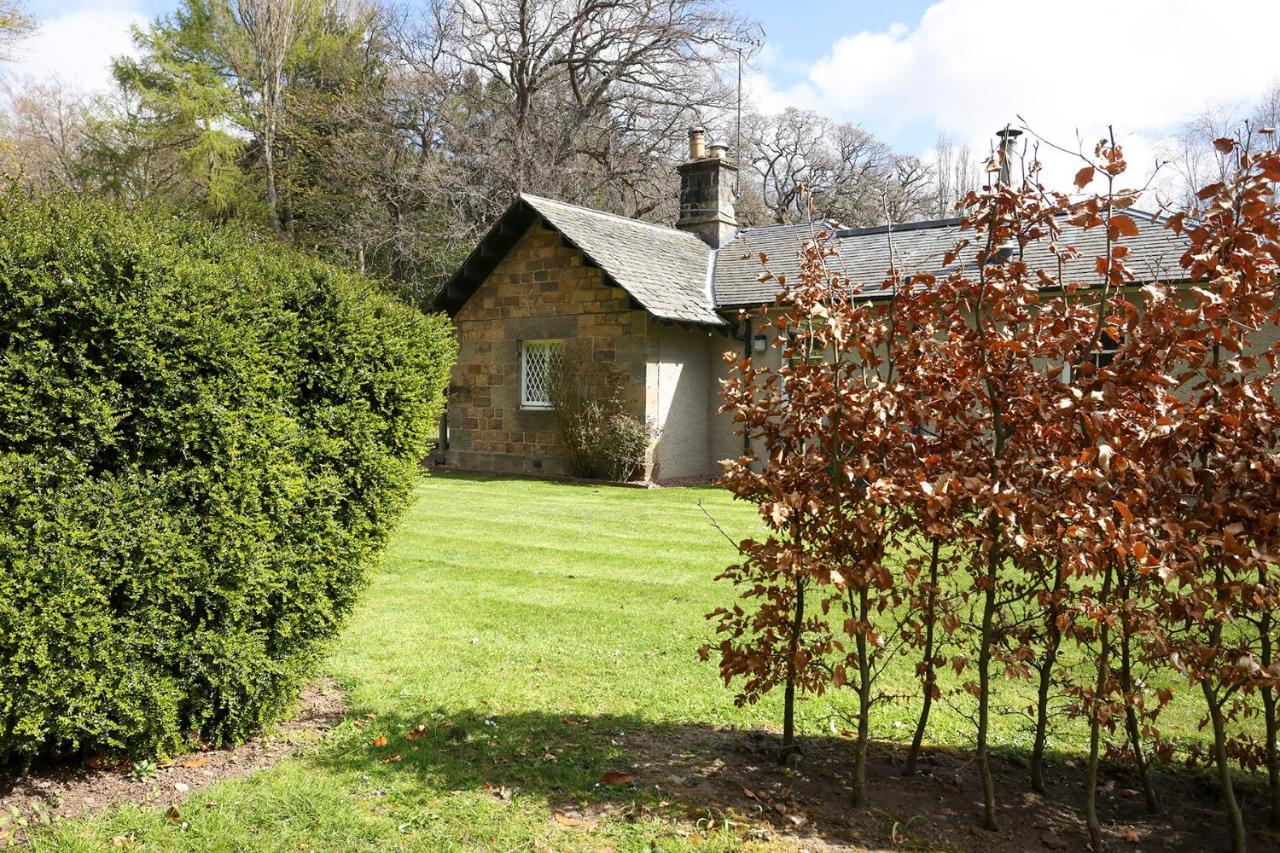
[{"left": 520, "top": 339, "right": 563, "bottom": 409}]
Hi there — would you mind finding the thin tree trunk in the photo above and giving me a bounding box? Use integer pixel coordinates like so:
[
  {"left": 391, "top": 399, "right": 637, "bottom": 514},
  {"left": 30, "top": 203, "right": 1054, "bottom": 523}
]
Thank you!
[
  {"left": 1031, "top": 556, "right": 1065, "bottom": 794},
  {"left": 1200, "top": 557, "right": 1247, "bottom": 853},
  {"left": 264, "top": 123, "right": 281, "bottom": 237},
  {"left": 780, "top": 572, "right": 805, "bottom": 764},
  {"left": 906, "top": 537, "right": 941, "bottom": 775},
  {"left": 1117, "top": 567, "right": 1158, "bottom": 814},
  {"left": 976, "top": 525, "right": 1000, "bottom": 832},
  {"left": 1203, "top": 684, "right": 1248, "bottom": 853},
  {"left": 1264, "top": 682, "right": 1279, "bottom": 828},
  {"left": 1260, "top": 566, "right": 1279, "bottom": 827},
  {"left": 853, "top": 585, "right": 872, "bottom": 807},
  {"left": 1085, "top": 563, "right": 1113, "bottom": 853}
]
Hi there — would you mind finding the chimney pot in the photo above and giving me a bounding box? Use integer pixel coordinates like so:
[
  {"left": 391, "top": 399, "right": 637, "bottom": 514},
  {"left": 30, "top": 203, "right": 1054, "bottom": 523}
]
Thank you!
[
  {"left": 995, "top": 125, "right": 1022, "bottom": 188},
  {"left": 688, "top": 126, "right": 706, "bottom": 160},
  {"left": 708, "top": 142, "right": 728, "bottom": 160}
]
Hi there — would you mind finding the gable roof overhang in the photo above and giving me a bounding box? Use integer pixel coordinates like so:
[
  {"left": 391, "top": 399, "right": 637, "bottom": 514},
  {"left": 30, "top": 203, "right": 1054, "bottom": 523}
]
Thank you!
[
  {"left": 435, "top": 196, "right": 540, "bottom": 317},
  {"left": 436, "top": 194, "right": 725, "bottom": 327}
]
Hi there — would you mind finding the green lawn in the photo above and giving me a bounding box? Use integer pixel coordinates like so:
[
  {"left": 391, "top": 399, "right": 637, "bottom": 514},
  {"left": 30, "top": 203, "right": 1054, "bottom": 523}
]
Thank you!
[{"left": 32, "top": 472, "right": 1223, "bottom": 851}]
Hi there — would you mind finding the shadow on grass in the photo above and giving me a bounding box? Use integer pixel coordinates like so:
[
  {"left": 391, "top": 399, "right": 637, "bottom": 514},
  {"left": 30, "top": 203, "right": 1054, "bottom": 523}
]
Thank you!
[{"left": 313, "top": 707, "right": 1274, "bottom": 852}]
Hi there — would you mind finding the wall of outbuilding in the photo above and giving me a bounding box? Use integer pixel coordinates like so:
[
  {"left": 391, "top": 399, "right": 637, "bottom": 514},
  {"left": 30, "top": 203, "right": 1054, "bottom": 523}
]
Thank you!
[
  {"left": 648, "top": 324, "right": 722, "bottom": 481},
  {"left": 445, "top": 224, "right": 737, "bottom": 482},
  {"left": 445, "top": 225, "right": 651, "bottom": 478}
]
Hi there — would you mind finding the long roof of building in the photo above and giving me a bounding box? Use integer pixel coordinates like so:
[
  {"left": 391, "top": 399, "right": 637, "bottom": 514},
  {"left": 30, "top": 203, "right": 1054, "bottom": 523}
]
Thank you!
[
  {"left": 712, "top": 212, "right": 1190, "bottom": 307},
  {"left": 439, "top": 194, "right": 1193, "bottom": 327}
]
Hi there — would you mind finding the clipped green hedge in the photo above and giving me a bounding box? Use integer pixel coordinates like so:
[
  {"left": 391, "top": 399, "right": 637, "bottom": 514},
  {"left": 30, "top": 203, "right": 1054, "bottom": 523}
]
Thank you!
[{"left": 0, "top": 191, "right": 455, "bottom": 767}]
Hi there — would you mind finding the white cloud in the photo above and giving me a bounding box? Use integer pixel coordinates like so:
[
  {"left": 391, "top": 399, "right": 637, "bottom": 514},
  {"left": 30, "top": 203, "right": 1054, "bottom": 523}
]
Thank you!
[
  {"left": 3, "top": 1, "right": 147, "bottom": 93},
  {"left": 751, "top": 0, "right": 1280, "bottom": 199}
]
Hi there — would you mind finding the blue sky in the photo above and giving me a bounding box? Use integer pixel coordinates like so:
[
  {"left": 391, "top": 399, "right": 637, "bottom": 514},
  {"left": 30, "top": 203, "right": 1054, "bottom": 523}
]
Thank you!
[
  {"left": 731, "top": 0, "right": 932, "bottom": 75},
  {"left": 10, "top": 0, "right": 1280, "bottom": 197}
]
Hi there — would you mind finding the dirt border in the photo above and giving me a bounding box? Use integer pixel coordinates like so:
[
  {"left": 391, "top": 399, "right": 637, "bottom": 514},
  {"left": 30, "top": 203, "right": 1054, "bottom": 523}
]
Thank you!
[
  {"left": 0, "top": 680, "right": 347, "bottom": 847},
  {"left": 615, "top": 725, "right": 1280, "bottom": 852}
]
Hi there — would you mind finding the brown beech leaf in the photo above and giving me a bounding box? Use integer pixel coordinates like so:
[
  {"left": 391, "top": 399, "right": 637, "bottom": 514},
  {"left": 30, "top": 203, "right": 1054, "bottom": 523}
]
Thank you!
[
  {"left": 371, "top": 736, "right": 389, "bottom": 748},
  {"left": 599, "top": 770, "right": 635, "bottom": 786},
  {"left": 1109, "top": 214, "right": 1139, "bottom": 239},
  {"left": 1074, "top": 166, "right": 1095, "bottom": 189},
  {"left": 1197, "top": 181, "right": 1224, "bottom": 199},
  {"left": 1212, "top": 136, "right": 1235, "bottom": 153}
]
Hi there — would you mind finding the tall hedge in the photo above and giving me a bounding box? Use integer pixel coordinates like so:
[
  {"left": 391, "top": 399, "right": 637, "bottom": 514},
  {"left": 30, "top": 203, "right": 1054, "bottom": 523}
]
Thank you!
[{"left": 0, "top": 192, "right": 456, "bottom": 767}]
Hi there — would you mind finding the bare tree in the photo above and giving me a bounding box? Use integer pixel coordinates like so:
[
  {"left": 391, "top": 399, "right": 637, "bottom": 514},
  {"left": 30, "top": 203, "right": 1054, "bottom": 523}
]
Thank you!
[
  {"left": 1157, "top": 83, "right": 1280, "bottom": 211},
  {"left": 737, "top": 107, "right": 906, "bottom": 228},
  {"left": 0, "top": 77, "right": 87, "bottom": 189},
  {"left": 439, "top": 0, "right": 748, "bottom": 221},
  {"left": 1161, "top": 101, "right": 1238, "bottom": 211},
  {"left": 221, "top": 0, "right": 312, "bottom": 236},
  {"left": 823, "top": 121, "right": 896, "bottom": 224},
  {"left": 931, "top": 131, "right": 978, "bottom": 218},
  {"left": 738, "top": 108, "right": 831, "bottom": 224},
  {"left": 882, "top": 153, "right": 934, "bottom": 223}
]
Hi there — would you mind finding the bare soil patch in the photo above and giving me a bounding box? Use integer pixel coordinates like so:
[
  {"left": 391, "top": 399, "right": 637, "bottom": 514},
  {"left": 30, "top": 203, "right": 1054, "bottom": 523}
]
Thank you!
[
  {"left": 0, "top": 680, "right": 346, "bottom": 847},
  {"left": 611, "top": 726, "right": 1280, "bottom": 852}
]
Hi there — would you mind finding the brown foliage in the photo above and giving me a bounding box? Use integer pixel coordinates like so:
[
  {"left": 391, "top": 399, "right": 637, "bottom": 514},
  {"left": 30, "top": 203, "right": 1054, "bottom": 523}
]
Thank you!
[{"left": 706, "top": 128, "right": 1279, "bottom": 849}]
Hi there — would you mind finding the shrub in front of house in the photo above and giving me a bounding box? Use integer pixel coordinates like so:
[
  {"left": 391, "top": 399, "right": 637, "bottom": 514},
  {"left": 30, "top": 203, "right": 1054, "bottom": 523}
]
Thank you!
[
  {"left": 0, "top": 191, "right": 455, "bottom": 768},
  {"left": 549, "top": 357, "right": 653, "bottom": 481}
]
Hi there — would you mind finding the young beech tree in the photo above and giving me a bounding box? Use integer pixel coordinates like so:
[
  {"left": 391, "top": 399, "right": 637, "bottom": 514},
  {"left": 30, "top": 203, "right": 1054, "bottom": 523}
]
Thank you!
[
  {"left": 1139, "top": 132, "right": 1280, "bottom": 853},
  {"left": 910, "top": 133, "right": 1092, "bottom": 831},
  {"left": 783, "top": 241, "right": 920, "bottom": 807},
  {"left": 707, "top": 256, "right": 842, "bottom": 762},
  {"left": 1040, "top": 135, "right": 1173, "bottom": 847},
  {"left": 710, "top": 228, "right": 923, "bottom": 795}
]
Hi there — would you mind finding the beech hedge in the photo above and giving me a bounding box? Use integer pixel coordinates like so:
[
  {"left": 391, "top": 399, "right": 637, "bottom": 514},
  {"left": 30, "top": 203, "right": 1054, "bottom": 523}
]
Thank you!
[{"left": 0, "top": 192, "right": 455, "bottom": 767}]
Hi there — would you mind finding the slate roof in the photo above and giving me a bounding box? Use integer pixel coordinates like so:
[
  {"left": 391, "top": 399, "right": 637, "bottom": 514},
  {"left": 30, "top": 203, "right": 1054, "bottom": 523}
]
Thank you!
[
  {"left": 519, "top": 194, "right": 722, "bottom": 326},
  {"left": 713, "top": 212, "right": 1191, "bottom": 307},
  {"left": 440, "top": 194, "right": 1193, "bottom": 327}
]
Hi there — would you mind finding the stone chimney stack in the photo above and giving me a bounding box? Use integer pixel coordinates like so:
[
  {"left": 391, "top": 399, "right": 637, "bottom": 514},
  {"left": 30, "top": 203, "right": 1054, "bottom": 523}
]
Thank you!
[{"left": 676, "top": 127, "right": 737, "bottom": 249}]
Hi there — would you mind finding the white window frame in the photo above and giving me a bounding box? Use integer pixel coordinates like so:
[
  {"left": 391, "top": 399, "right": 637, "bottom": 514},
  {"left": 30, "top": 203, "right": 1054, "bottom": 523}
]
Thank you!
[{"left": 520, "top": 339, "right": 563, "bottom": 410}]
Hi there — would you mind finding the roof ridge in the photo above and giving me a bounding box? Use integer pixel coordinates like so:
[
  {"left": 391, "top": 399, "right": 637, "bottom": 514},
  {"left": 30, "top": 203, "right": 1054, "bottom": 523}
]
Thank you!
[
  {"left": 734, "top": 220, "right": 839, "bottom": 236},
  {"left": 519, "top": 193, "right": 704, "bottom": 242},
  {"left": 834, "top": 217, "right": 964, "bottom": 238}
]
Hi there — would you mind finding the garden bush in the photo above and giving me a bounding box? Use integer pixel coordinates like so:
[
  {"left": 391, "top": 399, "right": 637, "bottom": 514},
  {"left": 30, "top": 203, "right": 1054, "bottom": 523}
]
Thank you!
[
  {"left": 0, "top": 190, "right": 455, "bottom": 768},
  {"left": 549, "top": 356, "right": 653, "bottom": 481}
]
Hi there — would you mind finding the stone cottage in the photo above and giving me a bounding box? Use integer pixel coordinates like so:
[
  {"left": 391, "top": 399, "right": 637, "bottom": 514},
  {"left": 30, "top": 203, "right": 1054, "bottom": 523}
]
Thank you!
[{"left": 435, "top": 128, "right": 1192, "bottom": 482}]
